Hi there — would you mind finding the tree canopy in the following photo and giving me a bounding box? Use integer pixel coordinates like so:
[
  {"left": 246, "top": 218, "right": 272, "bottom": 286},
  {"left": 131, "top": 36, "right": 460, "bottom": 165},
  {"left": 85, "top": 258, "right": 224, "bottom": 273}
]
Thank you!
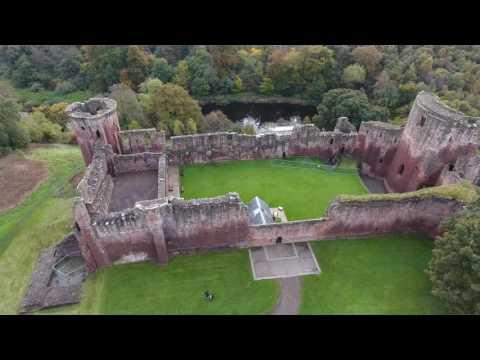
[{"left": 426, "top": 199, "right": 480, "bottom": 314}]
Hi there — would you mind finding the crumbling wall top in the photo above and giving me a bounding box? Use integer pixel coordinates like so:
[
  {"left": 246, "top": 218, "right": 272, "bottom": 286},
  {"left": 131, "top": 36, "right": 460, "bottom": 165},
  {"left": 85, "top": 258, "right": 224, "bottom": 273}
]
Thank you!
[
  {"left": 65, "top": 98, "right": 117, "bottom": 121},
  {"left": 416, "top": 91, "right": 480, "bottom": 126}
]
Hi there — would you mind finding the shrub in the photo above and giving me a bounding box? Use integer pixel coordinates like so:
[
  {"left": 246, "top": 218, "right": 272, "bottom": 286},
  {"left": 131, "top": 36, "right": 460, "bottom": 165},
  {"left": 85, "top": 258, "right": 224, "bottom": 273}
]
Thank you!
[
  {"left": 54, "top": 80, "right": 76, "bottom": 94},
  {"left": 20, "top": 111, "right": 63, "bottom": 143}
]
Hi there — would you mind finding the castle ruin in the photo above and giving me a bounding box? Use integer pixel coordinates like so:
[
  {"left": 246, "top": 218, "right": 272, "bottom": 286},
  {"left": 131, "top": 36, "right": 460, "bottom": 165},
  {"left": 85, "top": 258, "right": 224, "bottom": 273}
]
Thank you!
[{"left": 19, "top": 92, "right": 480, "bottom": 312}]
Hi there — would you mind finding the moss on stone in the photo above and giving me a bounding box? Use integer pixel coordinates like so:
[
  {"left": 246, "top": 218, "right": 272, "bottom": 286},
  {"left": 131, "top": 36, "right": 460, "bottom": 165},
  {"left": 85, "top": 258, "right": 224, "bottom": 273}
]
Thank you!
[{"left": 337, "top": 181, "right": 479, "bottom": 204}]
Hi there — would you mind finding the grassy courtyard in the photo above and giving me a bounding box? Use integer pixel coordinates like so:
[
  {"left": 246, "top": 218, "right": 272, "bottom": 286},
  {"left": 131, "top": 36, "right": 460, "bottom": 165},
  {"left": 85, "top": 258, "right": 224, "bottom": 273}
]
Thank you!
[{"left": 182, "top": 157, "right": 366, "bottom": 220}]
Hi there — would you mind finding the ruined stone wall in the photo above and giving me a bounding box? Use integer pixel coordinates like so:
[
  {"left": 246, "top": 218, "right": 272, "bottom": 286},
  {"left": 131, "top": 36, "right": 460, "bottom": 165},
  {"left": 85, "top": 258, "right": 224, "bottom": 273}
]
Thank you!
[
  {"left": 288, "top": 124, "right": 358, "bottom": 159},
  {"left": 167, "top": 124, "right": 357, "bottom": 165},
  {"left": 73, "top": 193, "right": 249, "bottom": 271},
  {"left": 247, "top": 196, "right": 463, "bottom": 246},
  {"left": 119, "top": 128, "right": 165, "bottom": 154},
  {"left": 384, "top": 92, "right": 480, "bottom": 192},
  {"left": 357, "top": 121, "right": 402, "bottom": 180},
  {"left": 164, "top": 193, "right": 250, "bottom": 252},
  {"left": 77, "top": 144, "right": 114, "bottom": 216},
  {"left": 112, "top": 152, "right": 162, "bottom": 174},
  {"left": 66, "top": 98, "right": 121, "bottom": 166}
]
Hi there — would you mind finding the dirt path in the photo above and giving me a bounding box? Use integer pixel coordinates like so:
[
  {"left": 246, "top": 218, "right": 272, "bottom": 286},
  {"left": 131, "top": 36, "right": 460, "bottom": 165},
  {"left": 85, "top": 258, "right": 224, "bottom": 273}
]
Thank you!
[
  {"left": 0, "top": 152, "right": 48, "bottom": 214},
  {"left": 271, "top": 277, "right": 300, "bottom": 315}
]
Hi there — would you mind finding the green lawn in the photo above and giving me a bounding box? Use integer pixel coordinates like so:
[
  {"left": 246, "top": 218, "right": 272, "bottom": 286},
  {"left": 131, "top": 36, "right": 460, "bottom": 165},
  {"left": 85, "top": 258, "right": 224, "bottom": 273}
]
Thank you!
[
  {"left": 301, "top": 235, "right": 446, "bottom": 314},
  {"left": 182, "top": 157, "right": 367, "bottom": 220}
]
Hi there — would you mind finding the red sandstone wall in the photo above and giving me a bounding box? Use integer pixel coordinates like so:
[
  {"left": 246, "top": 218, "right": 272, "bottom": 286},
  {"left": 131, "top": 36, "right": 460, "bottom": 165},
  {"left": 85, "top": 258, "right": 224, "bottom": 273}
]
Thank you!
[
  {"left": 247, "top": 196, "right": 462, "bottom": 246},
  {"left": 357, "top": 122, "right": 402, "bottom": 180},
  {"left": 164, "top": 193, "right": 250, "bottom": 251},
  {"left": 112, "top": 153, "right": 162, "bottom": 174},
  {"left": 119, "top": 129, "right": 165, "bottom": 154},
  {"left": 168, "top": 125, "right": 357, "bottom": 165}
]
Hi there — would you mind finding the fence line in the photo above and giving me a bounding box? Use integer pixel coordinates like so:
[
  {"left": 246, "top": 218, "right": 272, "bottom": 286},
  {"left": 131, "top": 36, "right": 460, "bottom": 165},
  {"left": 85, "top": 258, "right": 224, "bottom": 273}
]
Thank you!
[{"left": 271, "top": 159, "right": 358, "bottom": 175}]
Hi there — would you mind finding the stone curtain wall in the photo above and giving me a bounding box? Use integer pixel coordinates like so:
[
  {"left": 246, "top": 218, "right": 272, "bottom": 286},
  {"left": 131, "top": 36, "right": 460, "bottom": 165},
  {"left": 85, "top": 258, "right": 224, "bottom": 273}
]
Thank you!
[
  {"left": 168, "top": 124, "right": 357, "bottom": 165},
  {"left": 119, "top": 129, "right": 165, "bottom": 154},
  {"left": 164, "top": 193, "right": 251, "bottom": 252},
  {"left": 74, "top": 188, "right": 464, "bottom": 272},
  {"left": 247, "top": 196, "right": 463, "bottom": 246},
  {"left": 357, "top": 121, "right": 402, "bottom": 181},
  {"left": 112, "top": 152, "right": 163, "bottom": 174},
  {"left": 77, "top": 144, "right": 114, "bottom": 216},
  {"left": 73, "top": 193, "right": 250, "bottom": 271}
]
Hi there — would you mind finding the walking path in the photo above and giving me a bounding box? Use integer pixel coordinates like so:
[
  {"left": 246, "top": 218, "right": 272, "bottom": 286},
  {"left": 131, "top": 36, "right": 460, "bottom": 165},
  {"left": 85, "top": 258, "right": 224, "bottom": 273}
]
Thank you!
[{"left": 271, "top": 277, "right": 300, "bottom": 315}]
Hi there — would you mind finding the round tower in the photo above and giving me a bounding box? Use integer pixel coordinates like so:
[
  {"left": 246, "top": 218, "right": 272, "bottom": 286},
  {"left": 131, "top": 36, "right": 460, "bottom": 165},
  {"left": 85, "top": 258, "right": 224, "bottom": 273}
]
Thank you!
[
  {"left": 66, "top": 98, "right": 121, "bottom": 166},
  {"left": 385, "top": 91, "right": 480, "bottom": 192}
]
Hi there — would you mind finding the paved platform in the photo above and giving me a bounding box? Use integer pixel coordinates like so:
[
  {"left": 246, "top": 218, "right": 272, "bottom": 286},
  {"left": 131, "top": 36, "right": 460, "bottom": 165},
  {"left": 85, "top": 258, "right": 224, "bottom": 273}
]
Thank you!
[{"left": 249, "top": 242, "right": 321, "bottom": 280}]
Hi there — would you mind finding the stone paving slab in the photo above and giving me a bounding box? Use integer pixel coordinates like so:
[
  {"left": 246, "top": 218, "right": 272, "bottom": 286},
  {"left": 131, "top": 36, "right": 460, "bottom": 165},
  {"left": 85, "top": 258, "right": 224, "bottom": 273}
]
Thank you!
[{"left": 249, "top": 242, "right": 320, "bottom": 280}]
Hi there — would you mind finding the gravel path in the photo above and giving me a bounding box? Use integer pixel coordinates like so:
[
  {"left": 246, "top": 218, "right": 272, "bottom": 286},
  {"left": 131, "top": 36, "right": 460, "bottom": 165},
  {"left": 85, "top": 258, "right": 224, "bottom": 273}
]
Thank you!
[{"left": 271, "top": 277, "right": 300, "bottom": 315}]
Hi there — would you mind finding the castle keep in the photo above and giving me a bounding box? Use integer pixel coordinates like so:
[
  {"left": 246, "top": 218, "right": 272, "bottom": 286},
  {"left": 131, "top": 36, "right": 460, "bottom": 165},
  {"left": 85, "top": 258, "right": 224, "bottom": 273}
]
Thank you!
[{"left": 63, "top": 92, "right": 480, "bottom": 273}]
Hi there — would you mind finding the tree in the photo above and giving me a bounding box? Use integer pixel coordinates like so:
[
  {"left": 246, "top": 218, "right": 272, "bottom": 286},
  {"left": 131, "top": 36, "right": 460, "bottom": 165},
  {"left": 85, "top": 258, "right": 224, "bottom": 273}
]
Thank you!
[
  {"left": 342, "top": 64, "right": 366, "bottom": 87},
  {"left": 426, "top": 199, "right": 480, "bottom": 314},
  {"left": 151, "top": 57, "right": 173, "bottom": 83},
  {"left": 199, "top": 110, "right": 234, "bottom": 133},
  {"left": 173, "top": 60, "right": 189, "bottom": 89},
  {"left": 126, "top": 45, "right": 153, "bottom": 89},
  {"left": 233, "top": 75, "right": 243, "bottom": 93},
  {"left": 186, "top": 48, "right": 218, "bottom": 97},
  {"left": 352, "top": 46, "right": 383, "bottom": 74},
  {"left": 84, "top": 45, "right": 127, "bottom": 92},
  {"left": 0, "top": 95, "right": 29, "bottom": 154},
  {"left": 313, "top": 88, "right": 389, "bottom": 129},
  {"left": 148, "top": 83, "right": 203, "bottom": 136},
  {"left": 259, "top": 76, "right": 274, "bottom": 94},
  {"left": 11, "top": 55, "right": 35, "bottom": 88},
  {"left": 109, "top": 83, "right": 146, "bottom": 128}
]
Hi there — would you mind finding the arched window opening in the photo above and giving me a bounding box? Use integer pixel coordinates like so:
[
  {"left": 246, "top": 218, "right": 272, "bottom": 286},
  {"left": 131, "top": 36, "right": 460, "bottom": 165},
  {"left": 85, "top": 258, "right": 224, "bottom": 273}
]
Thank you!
[
  {"left": 96, "top": 130, "right": 101, "bottom": 139},
  {"left": 448, "top": 164, "right": 455, "bottom": 171},
  {"left": 419, "top": 116, "right": 426, "bottom": 127},
  {"left": 398, "top": 164, "right": 405, "bottom": 175},
  {"left": 282, "top": 152, "right": 286, "bottom": 159},
  {"left": 329, "top": 138, "right": 334, "bottom": 145},
  {"left": 276, "top": 237, "right": 283, "bottom": 244}
]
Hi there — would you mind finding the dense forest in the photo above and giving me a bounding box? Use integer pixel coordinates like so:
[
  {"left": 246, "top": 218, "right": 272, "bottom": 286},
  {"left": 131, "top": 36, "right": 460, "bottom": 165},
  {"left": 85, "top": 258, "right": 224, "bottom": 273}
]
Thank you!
[{"left": 2, "top": 45, "right": 480, "bottom": 154}]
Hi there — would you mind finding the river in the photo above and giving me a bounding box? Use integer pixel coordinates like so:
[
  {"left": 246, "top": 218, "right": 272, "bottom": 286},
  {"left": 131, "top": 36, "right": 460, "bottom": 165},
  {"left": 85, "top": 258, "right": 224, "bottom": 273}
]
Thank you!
[{"left": 201, "top": 102, "right": 318, "bottom": 123}]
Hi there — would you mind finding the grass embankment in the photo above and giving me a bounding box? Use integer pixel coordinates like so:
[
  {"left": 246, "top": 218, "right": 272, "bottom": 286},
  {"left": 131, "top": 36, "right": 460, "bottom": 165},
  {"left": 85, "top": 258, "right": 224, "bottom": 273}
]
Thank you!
[
  {"left": 338, "top": 181, "right": 478, "bottom": 203},
  {"left": 182, "top": 157, "right": 366, "bottom": 220},
  {"left": 0, "top": 145, "right": 84, "bottom": 314}
]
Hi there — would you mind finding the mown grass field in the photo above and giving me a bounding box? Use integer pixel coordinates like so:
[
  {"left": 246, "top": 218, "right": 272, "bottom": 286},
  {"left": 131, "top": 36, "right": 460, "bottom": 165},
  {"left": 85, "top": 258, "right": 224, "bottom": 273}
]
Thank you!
[{"left": 301, "top": 235, "right": 446, "bottom": 314}]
